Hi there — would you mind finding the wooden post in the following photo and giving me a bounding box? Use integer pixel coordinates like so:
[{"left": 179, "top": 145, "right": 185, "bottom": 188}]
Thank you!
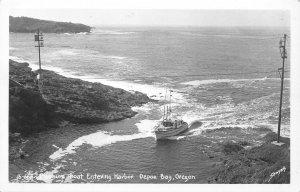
[
  {"left": 35, "top": 29, "right": 44, "bottom": 79},
  {"left": 277, "top": 34, "right": 287, "bottom": 143}
]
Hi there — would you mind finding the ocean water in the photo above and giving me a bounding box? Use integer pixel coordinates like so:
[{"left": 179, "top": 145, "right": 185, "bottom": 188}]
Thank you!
[{"left": 9, "top": 26, "right": 290, "bottom": 183}]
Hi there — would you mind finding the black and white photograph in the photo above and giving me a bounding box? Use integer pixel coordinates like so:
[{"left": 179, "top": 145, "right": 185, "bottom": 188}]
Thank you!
[{"left": 1, "top": 0, "right": 300, "bottom": 191}]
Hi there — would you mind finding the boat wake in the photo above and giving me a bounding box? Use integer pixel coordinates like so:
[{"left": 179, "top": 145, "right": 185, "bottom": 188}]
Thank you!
[
  {"left": 49, "top": 131, "right": 147, "bottom": 160},
  {"left": 50, "top": 119, "right": 158, "bottom": 161}
]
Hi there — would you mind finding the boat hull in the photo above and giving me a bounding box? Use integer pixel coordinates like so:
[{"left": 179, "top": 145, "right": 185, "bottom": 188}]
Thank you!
[{"left": 155, "top": 123, "right": 188, "bottom": 140}]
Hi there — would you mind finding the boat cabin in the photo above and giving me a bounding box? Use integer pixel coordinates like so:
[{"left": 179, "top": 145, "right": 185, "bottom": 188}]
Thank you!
[{"left": 162, "top": 119, "right": 184, "bottom": 128}]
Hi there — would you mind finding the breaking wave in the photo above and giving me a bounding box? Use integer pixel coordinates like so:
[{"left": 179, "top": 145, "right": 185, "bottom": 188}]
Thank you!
[
  {"left": 92, "top": 29, "right": 136, "bottom": 35},
  {"left": 9, "top": 47, "right": 18, "bottom": 50},
  {"left": 180, "top": 77, "right": 283, "bottom": 87},
  {"left": 56, "top": 49, "right": 78, "bottom": 56}
]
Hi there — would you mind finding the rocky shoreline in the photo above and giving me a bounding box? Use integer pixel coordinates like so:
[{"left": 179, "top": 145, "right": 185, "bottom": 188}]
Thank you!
[
  {"left": 9, "top": 59, "right": 153, "bottom": 159},
  {"left": 8, "top": 60, "right": 290, "bottom": 184},
  {"left": 208, "top": 132, "right": 290, "bottom": 184}
]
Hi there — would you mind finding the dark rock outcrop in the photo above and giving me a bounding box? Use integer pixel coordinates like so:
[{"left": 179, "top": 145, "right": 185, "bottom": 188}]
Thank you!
[
  {"left": 9, "top": 59, "right": 152, "bottom": 134},
  {"left": 9, "top": 16, "right": 92, "bottom": 33},
  {"left": 9, "top": 60, "right": 57, "bottom": 134},
  {"left": 38, "top": 69, "right": 151, "bottom": 123}
]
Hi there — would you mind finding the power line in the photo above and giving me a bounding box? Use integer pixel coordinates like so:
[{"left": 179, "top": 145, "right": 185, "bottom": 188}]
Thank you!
[
  {"left": 34, "top": 29, "right": 44, "bottom": 79},
  {"left": 277, "top": 34, "right": 288, "bottom": 144}
]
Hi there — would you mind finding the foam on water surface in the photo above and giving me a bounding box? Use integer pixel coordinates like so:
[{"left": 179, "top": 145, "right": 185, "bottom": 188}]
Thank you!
[
  {"left": 56, "top": 49, "right": 78, "bottom": 56},
  {"left": 91, "top": 29, "right": 136, "bottom": 35},
  {"left": 50, "top": 119, "right": 158, "bottom": 161},
  {"left": 180, "top": 77, "right": 286, "bottom": 87},
  {"left": 10, "top": 56, "right": 186, "bottom": 103}
]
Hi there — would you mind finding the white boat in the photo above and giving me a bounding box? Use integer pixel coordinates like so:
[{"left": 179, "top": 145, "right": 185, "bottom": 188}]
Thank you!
[{"left": 154, "top": 90, "right": 188, "bottom": 140}]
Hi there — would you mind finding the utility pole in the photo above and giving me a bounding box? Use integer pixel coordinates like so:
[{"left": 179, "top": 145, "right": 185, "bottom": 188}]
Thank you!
[
  {"left": 277, "top": 34, "right": 287, "bottom": 143},
  {"left": 35, "top": 29, "right": 44, "bottom": 79}
]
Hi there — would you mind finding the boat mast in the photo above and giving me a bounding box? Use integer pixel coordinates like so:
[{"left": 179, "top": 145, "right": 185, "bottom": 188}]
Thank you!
[
  {"left": 165, "top": 88, "right": 168, "bottom": 120},
  {"left": 163, "top": 105, "right": 166, "bottom": 120},
  {"left": 169, "top": 90, "right": 172, "bottom": 114},
  {"left": 163, "top": 89, "right": 173, "bottom": 121}
]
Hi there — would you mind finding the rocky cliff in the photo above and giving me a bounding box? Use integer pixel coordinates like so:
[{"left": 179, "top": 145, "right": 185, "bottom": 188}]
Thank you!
[
  {"left": 9, "top": 59, "right": 152, "bottom": 134},
  {"left": 209, "top": 132, "right": 290, "bottom": 184}
]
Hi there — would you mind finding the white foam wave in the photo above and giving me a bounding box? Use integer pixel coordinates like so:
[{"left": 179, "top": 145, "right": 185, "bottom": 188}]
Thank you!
[
  {"left": 9, "top": 55, "right": 27, "bottom": 63},
  {"left": 103, "top": 55, "right": 127, "bottom": 60},
  {"left": 49, "top": 131, "right": 146, "bottom": 161},
  {"left": 131, "top": 103, "right": 160, "bottom": 115},
  {"left": 77, "top": 32, "right": 88, "bottom": 35},
  {"left": 255, "top": 123, "right": 290, "bottom": 137},
  {"left": 135, "top": 119, "right": 158, "bottom": 136},
  {"left": 56, "top": 50, "right": 78, "bottom": 56},
  {"left": 181, "top": 109, "right": 206, "bottom": 126},
  {"left": 9, "top": 47, "right": 18, "bottom": 50},
  {"left": 9, "top": 56, "right": 40, "bottom": 70},
  {"left": 9, "top": 55, "right": 187, "bottom": 103},
  {"left": 50, "top": 119, "right": 157, "bottom": 161},
  {"left": 181, "top": 77, "right": 284, "bottom": 87},
  {"left": 9, "top": 56, "right": 82, "bottom": 78},
  {"left": 180, "top": 32, "right": 280, "bottom": 40},
  {"left": 62, "top": 32, "right": 88, "bottom": 35},
  {"left": 84, "top": 78, "right": 187, "bottom": 102},
  {"left": 167, "top": 135, "right": 186, "bottom": 140},
  {"left": 92, "top": 30, "right": 135, "bottom": 35}
]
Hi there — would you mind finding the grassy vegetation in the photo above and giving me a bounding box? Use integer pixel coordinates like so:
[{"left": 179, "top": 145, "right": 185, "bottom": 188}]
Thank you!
[{"left": 209, "top": 132, "right": 290, "bottom": 184}]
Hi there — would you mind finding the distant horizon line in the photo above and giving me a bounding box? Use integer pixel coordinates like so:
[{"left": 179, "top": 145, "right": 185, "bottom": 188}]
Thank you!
[{"left": 90, "top": 24, "right": 290, "bottom": 28}]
